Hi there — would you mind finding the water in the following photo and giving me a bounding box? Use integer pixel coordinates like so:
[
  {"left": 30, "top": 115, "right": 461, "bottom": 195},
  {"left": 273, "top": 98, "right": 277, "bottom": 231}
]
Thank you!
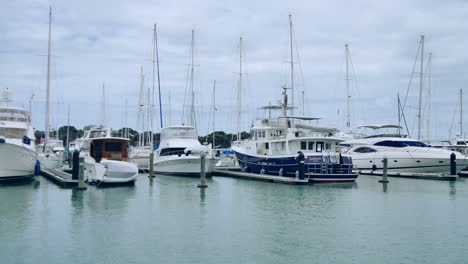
[{"left": 1, "top": 175, "right": 467, "bottom": 264}]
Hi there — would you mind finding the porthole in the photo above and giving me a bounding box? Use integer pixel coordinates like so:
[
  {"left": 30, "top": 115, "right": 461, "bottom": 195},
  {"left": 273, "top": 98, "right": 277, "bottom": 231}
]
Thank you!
[
  {"left": 438, "top": 161, "right": 444, "bottom": 163},
  {"left": 394, "top": 160, "right": 398, "bottom": 162},
  {"left": 369, "top": 161, "right": 373, "bottom": 163},
  {"left": 416, "top": 160, "right": 421, "bottom": 163}
]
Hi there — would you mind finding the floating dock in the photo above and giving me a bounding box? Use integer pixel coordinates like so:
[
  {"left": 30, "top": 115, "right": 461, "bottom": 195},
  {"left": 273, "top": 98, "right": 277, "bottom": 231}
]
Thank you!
[
  {"left": 40, "top": 167, "right": 78, "bottom": 188},
  {"left": 359, "top": 170, "right": 458, "bottom": 181},
  {"left": 213, "top": 169, "right": 309, "bottom": 185}
]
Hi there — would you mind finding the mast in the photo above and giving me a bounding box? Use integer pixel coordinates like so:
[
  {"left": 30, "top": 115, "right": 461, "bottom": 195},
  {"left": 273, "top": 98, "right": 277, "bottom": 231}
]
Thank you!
[
  {"left": 66, "top": 104, "right": 70, "bottom": 148},
  {"left": 237, "top": 37, "right": 243, "bottom": 141},
  {"left": 45, "top": 7, "right": 52, "bottom": 145},
  {"left": 417, "top": 35, "right": 424, "bottom": 140},
  {"left": 345, "top": 44, "right": 351, "bottom": 130},
  {"left": 125, "top": 97, "right": 128, "bottom": 138},
  {"left": 289, "top": 14, "right": 294, "bottom": 116},
  {"left": 427, "top": 53, "right": 432, "bottom": 142},
  {"left": 212, "top": 80, "right": 216, "bottom": 148},
  {"left": 137, "top": 67, "right": 144, "bottom": 146},
  {"left": 189, "top": 29, "right": 195, "bottom": 127},
  {"left": 100, "top": 83, "right": 106, "bottom": 126},
  {"left": 150, "top": 25, "right": 156, "bottom": 145},
  {"left": 155, "top": 24, "right": 163, "bottom": 129},
  {"left": 302, "top": 90, "right": 305, "bottom": 116},
  {"left": 461, "top": 88, "right": 463, "bottom": 137},
  {"left": 397, "top": 94, "right": 401, "bottom": 135}
]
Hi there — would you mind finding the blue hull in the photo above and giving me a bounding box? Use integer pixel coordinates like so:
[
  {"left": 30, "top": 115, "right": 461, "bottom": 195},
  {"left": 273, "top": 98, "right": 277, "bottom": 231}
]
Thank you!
[{"left": 234, "top": 151, "right": 357, "bottom": 183}]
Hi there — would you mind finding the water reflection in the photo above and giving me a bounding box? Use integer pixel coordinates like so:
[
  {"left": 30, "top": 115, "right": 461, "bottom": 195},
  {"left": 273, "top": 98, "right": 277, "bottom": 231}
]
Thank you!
[
  {"left": 449, "top": 181, "right": 456, "bottom": 198},
  {"left": 199, "top": 187, "right": 206, "bottom": 205},
  {"left": 382, "top": 182, "right": 388, "bottom": 193}
]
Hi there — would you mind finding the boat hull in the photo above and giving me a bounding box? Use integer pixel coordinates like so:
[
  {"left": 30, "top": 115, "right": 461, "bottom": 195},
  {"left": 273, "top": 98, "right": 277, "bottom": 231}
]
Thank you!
[
  {"left": 233, "top": 150, "right": 357, "bottom": 183},
  {"left": 153, "top": 155, "right": 215, "bottom": 177},
  {"left": 37, "top": 153, "right": 63, "bottom": 171},
  {"left": 0, "top": 143, "right": 36, "bottom": 180},
  {"left": 85, "top": 158, "right": 138, "bottom": 183}
]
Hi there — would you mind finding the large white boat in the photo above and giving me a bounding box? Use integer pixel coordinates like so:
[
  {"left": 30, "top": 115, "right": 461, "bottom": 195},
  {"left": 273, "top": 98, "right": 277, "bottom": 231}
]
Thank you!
[
  {"left": 0, "top": 89, "right": 37, "bottom": 181},
  {"left": 79, "top": 126, "right": 138, "bottom": 184},
  {"left": 344, "top": 136, "right": 468, "bottom": 175},
  {"left": 153, "top": 126, "right": 215, "bottom": 176},
  {"left": 129, "top": 146, "right": 152, "bottom": 171}
]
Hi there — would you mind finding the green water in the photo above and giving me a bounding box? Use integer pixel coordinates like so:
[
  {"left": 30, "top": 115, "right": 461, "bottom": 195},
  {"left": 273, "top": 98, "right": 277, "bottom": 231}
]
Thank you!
[{"left": 1, "top": 175, "right": 467, "bottom": 264}]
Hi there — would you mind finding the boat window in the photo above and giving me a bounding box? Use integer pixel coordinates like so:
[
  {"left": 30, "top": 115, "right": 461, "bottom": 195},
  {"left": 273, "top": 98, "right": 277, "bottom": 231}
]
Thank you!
[
  {"left": 308, "top": 142, "right": 314, "bottom": 150},
  {"left": 353, "top": 147, "right": 377, "bottom": 153},
  {"left": 0, "top": 127, "right": 27, "bottom": 139},
  {"left": 325, "top": 143, "right": 331, "bottom": 150},
  {"left": 105, "top": 142, "right": 123, "bottom": 152},
  {"left": 160, "top": 148, "right": 186, "bottom": 156},
  {"left": 301, "top": 141, "right": 307, "bottom": 150},
  {"left": 316, "top": 142, "right": 323, "bottom": 152},
  {"left": 457, "top": 141, "right": 467, "bottom": 145},
  {"left": 265, "top": 143, "right": 269, "bottom": 149},
  {"left": 262, "top": 131, "right": 265, "bottom": 138},
  {"left": 374, "top": 140, "right": 428, "bottom": 148}
]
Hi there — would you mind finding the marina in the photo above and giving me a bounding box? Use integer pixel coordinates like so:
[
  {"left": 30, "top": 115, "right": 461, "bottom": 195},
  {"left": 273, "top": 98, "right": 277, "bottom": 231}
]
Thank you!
[{"left": 2, "top": 1, "right": 468, "bottom": 263}]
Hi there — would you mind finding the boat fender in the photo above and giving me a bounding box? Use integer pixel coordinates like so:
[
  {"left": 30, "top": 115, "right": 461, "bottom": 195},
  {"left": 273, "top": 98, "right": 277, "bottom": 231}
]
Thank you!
[
  {"left": 372, "top": 164, "right": 377, "bottom": 171},
  {"left": 260, "top": 168, "right": 265, "bottom": 174},
  {"left": 34, "top": 160, "right": 41, "bottom": 176},
  {"left": 279, "top": 168, "right": 283, "bottom": 176},
  {"left": 0, "top": 137, "right": 5, "bottom": 144},
  {"left": 185, "top": 150, "right": 191, "bottom": 156}
]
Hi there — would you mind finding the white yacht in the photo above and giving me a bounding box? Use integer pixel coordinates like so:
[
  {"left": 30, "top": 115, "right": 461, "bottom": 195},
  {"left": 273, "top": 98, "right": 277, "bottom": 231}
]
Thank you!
[
  {"left": 79, "top": 126, "right": 138, "bottom": 184},
  {"left": 344, "top": 136, "right": 468, "bottom": 175},
  {"left": 129, "top": 146, "right": 152, "bottom": 171},
  {"left": 0, "top": 89, "right": 37, "bottom": 181},
  {"left": 153, "top": 126, "right": 215, "bottom": 176}
]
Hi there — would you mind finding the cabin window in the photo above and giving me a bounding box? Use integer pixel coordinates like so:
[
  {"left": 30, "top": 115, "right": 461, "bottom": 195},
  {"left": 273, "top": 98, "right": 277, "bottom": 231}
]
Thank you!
[
  {"left": 301, "top": 141, "right": 307, "bottom": 150},
  {"left": 353, "top": 147, "right": 377, "bottom": 153},
  {"left": 160, "top": 148, "right": 186, "bottom": 156},
  {"left": 308, "top": 142, "right": 314, "bottom": 150},
  {"left": 262, "top": 131, "right": 266, "bottom": 138},
  {"left": 316, "top": 142, "right": 323, "bottom": 152},
  {"left": 374, "top": 140, "right": 427, "bottom": 148},
  {"left": 265, "top": 143, "right": 269, "bottom": 149},
  {"left": 105, "top": 142, "right": 123, "bottom": 152},
  {"left": 325, "top": 143, "right": 331, "bottom": 150}
]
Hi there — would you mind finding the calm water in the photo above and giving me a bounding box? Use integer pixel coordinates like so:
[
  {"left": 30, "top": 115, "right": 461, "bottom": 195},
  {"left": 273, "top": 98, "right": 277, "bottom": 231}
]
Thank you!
[{"left": 1, "top": 174, "right": 467, "bottom": 264}]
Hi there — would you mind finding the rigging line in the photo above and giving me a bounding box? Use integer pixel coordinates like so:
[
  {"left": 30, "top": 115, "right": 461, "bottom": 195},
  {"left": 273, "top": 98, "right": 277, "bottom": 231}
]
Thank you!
[
  {"left": 181, "top": 33, "right": 193, "bottom": 124},
  {"left": 448, "top": 100, "right": 459, "bottom": 138},
  {"left": 402, "top": 39, "right": 422, "bottom": 112}
]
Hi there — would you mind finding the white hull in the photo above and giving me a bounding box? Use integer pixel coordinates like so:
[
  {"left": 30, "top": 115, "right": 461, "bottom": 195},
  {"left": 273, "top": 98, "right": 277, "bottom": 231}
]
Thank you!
[
  {"left": 154, "top": 155, "right": 215, "bottom": 176},
  {"left": 129, "top": 147, "right": 152, "bottom": 170},
  {"left": 85, "top": 157, "right": 138, "bottom": 183},
  {"left": 0, "top": 143, "right": 36, "bottom": 179},
  {"left": 352, "top": 153, "right": 468, "bottom": 174}
]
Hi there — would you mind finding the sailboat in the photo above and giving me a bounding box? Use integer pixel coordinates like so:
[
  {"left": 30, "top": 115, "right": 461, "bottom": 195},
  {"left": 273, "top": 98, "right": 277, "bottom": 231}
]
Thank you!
[
  {"left": 232, "top": 15, "right": 357, "bottom": 183},
  {"left": 0, "top": 88, "right": 37, "bottom": 181},
  {"left": 153, "top": 29, "right": 216, "bottom": 176},
  {"left": 36, "top": 7, "right": 63, "bottom": 171}
]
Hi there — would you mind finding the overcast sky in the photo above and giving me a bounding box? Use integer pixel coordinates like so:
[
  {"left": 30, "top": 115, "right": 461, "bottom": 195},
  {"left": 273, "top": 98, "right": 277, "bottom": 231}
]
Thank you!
[{"left": 1, "top": 0, "right": 467, "bottom": 140}]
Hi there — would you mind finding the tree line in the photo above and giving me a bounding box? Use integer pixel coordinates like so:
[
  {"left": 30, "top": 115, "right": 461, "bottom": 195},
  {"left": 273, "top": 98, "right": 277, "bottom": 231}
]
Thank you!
[{"left": 34, "top": 126, "right": 251, "bottom": 149}]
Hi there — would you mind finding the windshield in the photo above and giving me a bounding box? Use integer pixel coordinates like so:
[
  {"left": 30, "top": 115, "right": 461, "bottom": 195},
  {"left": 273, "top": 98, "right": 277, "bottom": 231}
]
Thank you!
[{"left": 374, "top": 140, "right": 428, "bottom": 148}]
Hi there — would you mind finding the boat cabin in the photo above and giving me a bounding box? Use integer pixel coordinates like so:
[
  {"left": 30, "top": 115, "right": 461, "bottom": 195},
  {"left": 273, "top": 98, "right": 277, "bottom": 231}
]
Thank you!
[{"left": 90, "top": 138, "right": 129, "bottom": 162}]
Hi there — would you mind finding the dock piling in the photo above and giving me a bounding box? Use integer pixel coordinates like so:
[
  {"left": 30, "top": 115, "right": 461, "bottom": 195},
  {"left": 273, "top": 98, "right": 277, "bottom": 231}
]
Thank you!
[
  {"left": 379, "top": 157, "right": 389, "bottom": 183},
  {"left": 75, "top": 156, "right": 87, "bottom": 190},
  {"left": 450, "top": 152, "right": 457, "bottom": 175},
  {"left": 149, "top": 152, "right": 155, "bottom": 178},
  {"left": 198, "top": 152, "right": 208, "bottom": 188},
  {"left": 297, "top": 151, "right": 305, "bottom": 180}
]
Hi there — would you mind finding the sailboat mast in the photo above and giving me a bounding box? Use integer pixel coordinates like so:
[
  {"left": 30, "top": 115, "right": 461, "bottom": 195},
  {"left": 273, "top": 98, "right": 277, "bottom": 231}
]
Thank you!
[
  {"left": 125, "top": 97, "right": 128, "bottom": 138},
  {"left": 212, "top": 80, "right": 216, "bottom": 148},
  {"left": 45, "top": 7, "right": 52, "bottom": 145},
  {"left": 302, "top": 90, "right": 305, "bottom": 116},
  {"left": 189, "top": 29, "right": 195, "bottom": 127},
  {"left": 461, "top": 88, "right": 463, "bottom": 137},
  {"left": 150, "top": 25, "right": 156, "bottom": 145},
  {"left": 155, "top": 24, "right": 163, "bottom": 129},
  {"left": 100, "top": 83, "right": 106, "bottom": 126},
  {"left": 345, "top": 44, "right": 351, "bottom": 130},
  {"left": 289, "top": 14, "right": 294, "bottom": 116},
  {"left": 427, "top": 53, "right": 432, "bottom": 142},
  {"left": 237, "top": 37, "right": 243, "bottom": 141},
  {"left": 138, "top": 66, "right": 144, "bottom": 146},
  {"left": 66, "top": 104, "right": 70, "bottom": 148},
  {"left": 417, "top": 35, "right": 424, "bottom": 140}
]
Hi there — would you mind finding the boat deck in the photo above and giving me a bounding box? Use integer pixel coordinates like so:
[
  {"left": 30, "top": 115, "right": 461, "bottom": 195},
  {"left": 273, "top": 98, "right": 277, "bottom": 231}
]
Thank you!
[
  {"left": 40, "top": 167, "right": 78, "bottom": 188},
  {"left": 213, "top": 169, "right": 309, "bottom": 185}
]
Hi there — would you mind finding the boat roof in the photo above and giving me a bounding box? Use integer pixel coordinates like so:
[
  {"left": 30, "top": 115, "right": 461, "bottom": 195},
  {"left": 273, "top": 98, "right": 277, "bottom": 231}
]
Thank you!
[{"left": 278, "top": 116, "right": 321, "bottom": 121}]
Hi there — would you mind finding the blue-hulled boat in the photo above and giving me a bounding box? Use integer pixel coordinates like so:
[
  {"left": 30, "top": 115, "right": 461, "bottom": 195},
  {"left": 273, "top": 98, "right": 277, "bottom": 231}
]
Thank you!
[{"left": 232, "top": 89, "right": 358, "bottom": 183}]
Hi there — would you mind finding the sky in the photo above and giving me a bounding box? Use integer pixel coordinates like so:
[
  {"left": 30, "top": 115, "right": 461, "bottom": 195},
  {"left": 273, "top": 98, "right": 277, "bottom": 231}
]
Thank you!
[{"left": 1, "top": 0, "right": 467, "bottom": 140}]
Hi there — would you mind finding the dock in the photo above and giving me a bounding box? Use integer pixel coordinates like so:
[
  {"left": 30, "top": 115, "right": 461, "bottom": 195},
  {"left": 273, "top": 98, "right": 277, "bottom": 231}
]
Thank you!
[
  {"left": 40, "top": 167, "right": 78, "bottom": 188},
  {"left": 359, "top": 170, "right": 458, "bottom": 181},
  {"left": 213, "top": 169, "right": 309, "bottom": 185}
]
